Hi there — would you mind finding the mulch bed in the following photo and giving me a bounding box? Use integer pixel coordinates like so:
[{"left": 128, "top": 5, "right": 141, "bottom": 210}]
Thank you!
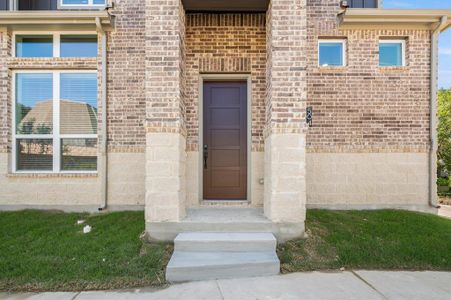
[{"left": 439, "top": 196, "right": 451, "bottom": 206}]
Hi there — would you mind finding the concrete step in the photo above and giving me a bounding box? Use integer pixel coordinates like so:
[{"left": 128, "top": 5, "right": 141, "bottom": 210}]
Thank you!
[
  {"left": 166, "top": 250, "right": 280, "bottom": 282},
  {"left": 174, "top": 232, "right": 277, "bottom": 252},
  {"left": 147, "top": 208, "right": 305, "bottom": 242}
]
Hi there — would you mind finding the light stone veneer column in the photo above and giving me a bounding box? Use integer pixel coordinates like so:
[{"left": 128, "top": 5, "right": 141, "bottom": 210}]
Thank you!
[
  {"left": 264, "top": 0, "right": 307, "bottom": 229},
  {"left": 146, "top": 133, "right": 186, "bottom": 221},
  {"left": 145, "top": 0, "right": 186, "bottom": 225},
  {"left": 264, "top": 134, "right": 306, "bottom": 222}
]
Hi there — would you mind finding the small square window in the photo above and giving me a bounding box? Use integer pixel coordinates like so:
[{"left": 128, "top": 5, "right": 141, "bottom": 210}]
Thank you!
[
  {"left": 62, "top": 0, "right": 89, "bottom": 4},
  {"left": 16, "top": 35, "right": 53, "bottom": 58},
  {"left": 348, "top": 0, "right": 378, "bottom": 8},
  {"left": 60, "top": 35, "right": 98, "bottom": 58},
  {"left": 61, "top": 0, "right": 106, "bottom": 7},
  {"left": 379, "top": 40, "right": 406, "bottom": 67},
  {"left": 318, "top": 40, "right": 346, "bottom": 67}
]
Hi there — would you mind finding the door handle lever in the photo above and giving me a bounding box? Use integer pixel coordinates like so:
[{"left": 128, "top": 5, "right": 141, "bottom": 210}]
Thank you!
[{"left": 203, "top": 144, "right": 208, "bottom": 169}]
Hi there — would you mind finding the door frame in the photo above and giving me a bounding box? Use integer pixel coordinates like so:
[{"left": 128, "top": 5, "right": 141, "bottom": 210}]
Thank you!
[{"left": 198, "top": 74, "right": 252, "bottom": 203}]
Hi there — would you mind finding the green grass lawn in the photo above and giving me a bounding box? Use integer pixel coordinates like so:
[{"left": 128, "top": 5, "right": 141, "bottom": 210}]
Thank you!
[
  {"left": 278, "top": 210, "right": 451, "bottom": 273},
  {"left": 0, "top": 210, "right": 171, "bottom": 292},
  {"left": 1, "top": 209, "right": 450, "bottom": 292}
]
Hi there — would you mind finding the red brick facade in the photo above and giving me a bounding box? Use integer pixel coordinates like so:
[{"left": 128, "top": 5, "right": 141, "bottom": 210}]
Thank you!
[
  {"left": 0, "top": 0, "right": 437, "bottom": 217},
  {"left": 107, "top": 0, "right": 146, "bottom": 150},
  {"left": 0, "top": 30, "right": 11, "bottom": 154},
  {"left": 146, "top": 0, "right": 186, "bottom": 136},
  {"left": 306, "top": 0, "right": 431, "bottom": 153},
  {"left": 185, "top": 13, "right": 267, "bottom": 151},
  {"left": 0, "top": 1, "right": 433, "bottom": 154},
  {"left": 265, "top": 0, "right": 308, "bottom": 136}
]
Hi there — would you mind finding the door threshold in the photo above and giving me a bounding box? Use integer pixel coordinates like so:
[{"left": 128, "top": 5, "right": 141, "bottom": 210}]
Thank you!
[{"left": 201, "top": 200, "right": 251, "bottom": 207}]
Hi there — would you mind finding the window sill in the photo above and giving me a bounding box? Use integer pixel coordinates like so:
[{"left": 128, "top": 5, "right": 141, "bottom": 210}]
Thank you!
[
  {"left": 8, "top": 57, "right": 98, "bottom": 70},
  {"left": 9, "top": 57, "right": 98, "bottom": 60},
  {"left": 59, "top": 7, "right": 106, "bottom": 10},
  {"left": 7, "top": 172, "right": 98, "bottom": 178},
  {"left": 378, "top": 66, "right": 410, "bottom": 73},
  {"left": 317, "top": 66, "right": 347, "bottom": 73}
]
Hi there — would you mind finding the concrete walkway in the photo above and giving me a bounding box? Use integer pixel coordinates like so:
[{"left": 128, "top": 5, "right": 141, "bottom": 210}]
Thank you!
[
  {"left": 2, "top": 271, "right": 451, "bottom": 300},
  {"left": 439, "top": 204, "right": 451, "bottom": 219}
]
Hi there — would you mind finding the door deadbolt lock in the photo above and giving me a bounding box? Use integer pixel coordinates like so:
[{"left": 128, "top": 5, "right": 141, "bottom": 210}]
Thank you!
[{"left": 306, "top": 106, "right": 313, "bottom": 127}]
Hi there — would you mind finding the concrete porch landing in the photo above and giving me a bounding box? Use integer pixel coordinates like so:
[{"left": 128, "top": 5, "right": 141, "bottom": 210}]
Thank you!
[{"left": 146, "top": 208, "right": 305, "bottom": 242}]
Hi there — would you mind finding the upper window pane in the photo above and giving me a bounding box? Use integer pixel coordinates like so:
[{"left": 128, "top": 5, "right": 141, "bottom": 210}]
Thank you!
[
  {"left": 16, "top": 73, "right": 53, "bottom": 134},
  {"left": 16, "top": 35, "right": 53, "bottom": 58},
  {"left": 379, "top": 42, "right": 404, "bottom": 67},
  {"left": 319, "top": 41, "right": 344, "bottom": 66},
  {"left": 60, "top": 73, "right": 98, "bottom": 134},
  {"left": 93, "top": 0, "right": 105, "bottom": 4},
  {"left": 60, "top": 35, "right": 98, "bottom": 58}
]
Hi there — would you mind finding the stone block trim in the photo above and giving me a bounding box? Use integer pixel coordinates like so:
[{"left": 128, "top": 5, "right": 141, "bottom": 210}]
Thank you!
[
  {"left": 146, "top": 132, "right": 186, "bottom": 222},
  {"left": 264, "top": 133, "right": 306, "bottom": 222},
  {"left": 185, "top": 13, "right": 266, "bottom": 151},
  {"left": 306, "top": 0, "right": 431, "bottom": 152},
  {"left": 0, "top": 152, "right": 145, "bottom": 208},
  {"left": 306, "top": 152, "right": 429, "bottom": 210}
]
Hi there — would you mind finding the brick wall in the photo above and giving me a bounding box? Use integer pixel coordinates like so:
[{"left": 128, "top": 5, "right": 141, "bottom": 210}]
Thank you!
[
  {"left": 146, "top": 0, "right": 186, "bottom": 135},
  {"left": 145, "top": 0, "right": 187, "bottom": 223},
  {"left": 107, "top": 0, "right": 146, "bottom": 150},
  {"left": 306, "top": 0, "right": 431, "bottom": 152},
  {"left": 265, "top": 0, "right": 308, "bottom": 136},
  {"left": 0, "top": 29, "right": 11, "bottom": 154},
  {"left": 263, "top": 0, "right": 308, "bottom": 225},
  {"left": 185, "top": 13, "right": 267, "bottom": 151},
  {"left": 0, "top": 1, "right": 148, "bottom": 209},
  {"left": 305, "top": 0, "right": 432, "bottom": 211}
]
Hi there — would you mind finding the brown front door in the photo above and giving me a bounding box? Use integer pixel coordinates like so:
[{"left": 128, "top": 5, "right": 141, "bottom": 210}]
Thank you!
[{"left": 203, "top": 81, "right": 247, "bottom": 200}]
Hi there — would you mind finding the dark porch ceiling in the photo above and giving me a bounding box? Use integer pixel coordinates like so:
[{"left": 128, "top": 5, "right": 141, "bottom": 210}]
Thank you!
[{"left": 182, "top": 0, "right": 270, "bottom": 12}]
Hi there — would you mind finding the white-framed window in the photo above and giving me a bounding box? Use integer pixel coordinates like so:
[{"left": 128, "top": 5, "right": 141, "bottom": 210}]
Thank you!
[
  {"left": 379, "top": 39, "right": 406, "bottom": 67},
  {"left": 60, "top": 0, "right": 106, "bottom": 8},
  {"left": 348, "top": 0, "right": 378, "bottom": 8},
  {"left": 12, "top": 70, "right": 98, "bottom": 173},
  {"left": 318, "top": 39, "right": 347, "bottom": 67},
  {"left": 13, "top": 32, "right": 98, "bottom": 58}
]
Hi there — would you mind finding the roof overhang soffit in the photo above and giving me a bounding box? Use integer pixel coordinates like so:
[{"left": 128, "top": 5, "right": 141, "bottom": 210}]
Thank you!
[
  {"left": 338, "top": 9, "right": 451, "bottom": 31},
  {"left": 182, "top": 0, "right": 269, "bottom": 12},
  {"left": 0, "top": 11, "right": 113, "bottom": 31}
]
